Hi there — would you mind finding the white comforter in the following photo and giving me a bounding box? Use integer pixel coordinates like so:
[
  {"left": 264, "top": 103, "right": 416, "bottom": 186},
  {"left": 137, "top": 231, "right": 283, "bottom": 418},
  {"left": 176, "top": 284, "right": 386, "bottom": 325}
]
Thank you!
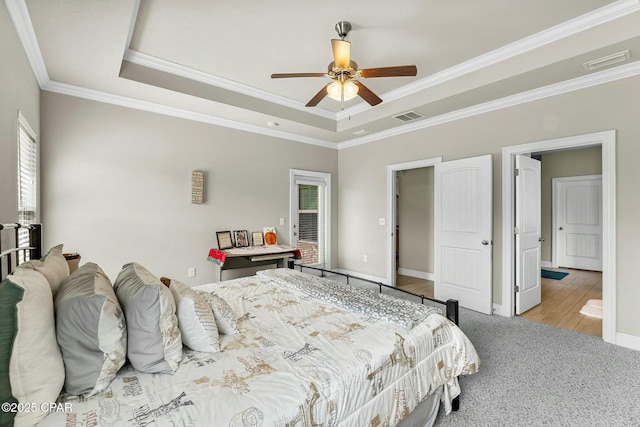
[{"left": 40, "top": 271, "right": 479, "bottom": 427}]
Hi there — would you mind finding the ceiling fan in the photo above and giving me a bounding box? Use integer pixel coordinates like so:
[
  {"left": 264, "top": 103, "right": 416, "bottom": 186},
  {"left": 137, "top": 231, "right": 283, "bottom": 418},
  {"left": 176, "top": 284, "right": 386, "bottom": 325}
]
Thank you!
[{"left": 271, "top": 21, "right": 418, "bottom": 107}]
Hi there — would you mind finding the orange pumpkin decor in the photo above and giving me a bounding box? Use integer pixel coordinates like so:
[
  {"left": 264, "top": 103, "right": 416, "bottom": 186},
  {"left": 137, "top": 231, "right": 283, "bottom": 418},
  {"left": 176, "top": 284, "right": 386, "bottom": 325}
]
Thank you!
[{"left": 263, "top": 227, "right": 277, "bottom": 245}]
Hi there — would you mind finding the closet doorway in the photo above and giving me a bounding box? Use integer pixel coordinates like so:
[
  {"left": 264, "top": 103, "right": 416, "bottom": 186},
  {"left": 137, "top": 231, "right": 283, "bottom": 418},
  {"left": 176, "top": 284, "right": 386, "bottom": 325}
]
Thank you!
[
  {"left": 386, "top": 157, "right": 442, "bottom": 289},
  {"left": 395, "top": 167, "right": 435, "bottom": 298}
]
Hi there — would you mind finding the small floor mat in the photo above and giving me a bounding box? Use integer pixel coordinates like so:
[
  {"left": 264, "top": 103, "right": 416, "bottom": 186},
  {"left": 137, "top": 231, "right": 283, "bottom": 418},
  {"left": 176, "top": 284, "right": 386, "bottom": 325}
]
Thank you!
[
  {"left": 541, "top": 269, "right": 569, "bottom": 280},
  {"left": 580, "top": 299, "right": 602, "bottom": 319}
]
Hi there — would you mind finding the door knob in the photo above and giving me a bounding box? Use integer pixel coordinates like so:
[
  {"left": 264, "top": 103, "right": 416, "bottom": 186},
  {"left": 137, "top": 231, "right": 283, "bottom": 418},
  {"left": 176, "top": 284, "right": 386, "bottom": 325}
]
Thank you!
[
  {"left": 559, "top": 227, "right": 564, "bottom": 230},
  {"left": 482, "top": 240, "right": 490, "bottom": 245},
  {"left": 539, "top": 237, "right": 545, "bottom": 242}
]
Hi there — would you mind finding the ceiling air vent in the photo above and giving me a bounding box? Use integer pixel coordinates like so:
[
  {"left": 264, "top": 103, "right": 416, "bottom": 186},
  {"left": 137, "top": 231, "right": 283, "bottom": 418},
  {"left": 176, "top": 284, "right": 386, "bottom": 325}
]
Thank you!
[
  {"left": 393, "top": 111, "right": 423, "bottom": 122},
  {"left": 583, "top": 50, "right": 630, "bottom": 72}
]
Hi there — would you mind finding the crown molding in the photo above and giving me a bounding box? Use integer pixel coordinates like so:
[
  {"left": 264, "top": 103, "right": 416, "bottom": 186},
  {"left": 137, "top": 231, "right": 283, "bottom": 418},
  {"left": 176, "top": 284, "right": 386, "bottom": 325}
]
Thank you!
[
  {"left": 336, "top": 0, "right": 640, "bottom": 120},
  {"left": 43, "top": 80, "right": 338, "bottom": 149},
  {"left": 124, "top": 49, "right": 337, "bottom": 121},
  {"left": 338, "top": 60, "right": 640, "bottom": 150},
  {"left": 41, "top": 60, "right": 640, "bottom": 151},
  {"left": 5, "top": 0, "right": 49, "bottom": 87}
]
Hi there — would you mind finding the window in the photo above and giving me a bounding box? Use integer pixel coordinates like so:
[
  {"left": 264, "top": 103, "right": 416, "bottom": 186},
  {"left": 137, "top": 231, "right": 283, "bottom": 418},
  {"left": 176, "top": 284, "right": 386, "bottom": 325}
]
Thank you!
[{"left": 17, "top": 112, "right": 37, "bottom": 262}]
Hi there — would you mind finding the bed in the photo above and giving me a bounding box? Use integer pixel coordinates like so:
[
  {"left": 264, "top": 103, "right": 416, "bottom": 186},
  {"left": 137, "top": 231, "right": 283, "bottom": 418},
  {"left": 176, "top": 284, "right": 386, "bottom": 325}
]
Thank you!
[{"left": 0, "top": 224, "right": 480, "bottom": 427}]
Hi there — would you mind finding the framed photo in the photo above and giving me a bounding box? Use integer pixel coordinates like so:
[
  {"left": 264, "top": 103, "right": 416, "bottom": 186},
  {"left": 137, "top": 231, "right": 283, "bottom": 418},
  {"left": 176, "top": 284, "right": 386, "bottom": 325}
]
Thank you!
[
  {"left": 216, "top": 231, "right": 233, "bottom": 250},
  {"left": 252, "top": 232, "right": 264, "bottom": 246},
  {"left": 263, "top": 226, "right": 277, "bottom": 245},
  {"left": 233, "top": 230, "right": 249, "bottom": 247}
]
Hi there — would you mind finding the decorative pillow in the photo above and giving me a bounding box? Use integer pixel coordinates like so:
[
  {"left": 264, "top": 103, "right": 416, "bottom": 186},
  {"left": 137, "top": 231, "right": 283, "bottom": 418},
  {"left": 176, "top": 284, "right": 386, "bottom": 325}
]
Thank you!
[
  {"left": 163, "top": 278, "right": 220, "bottom": 352},
  {"left": 20, "top": 244, "right": 69, "bottom": 295},
  {"left": 0, "top": 268, "right": 65, "bottom": 427},
  {"left": 113, "top": 263, "right": 182, "bottom": 373},
  {"left": 197, "top": 290, "right": 240, "bottom": 335},
  {"left": 55, "top": 262, "right": 127, "bottom": 396}
]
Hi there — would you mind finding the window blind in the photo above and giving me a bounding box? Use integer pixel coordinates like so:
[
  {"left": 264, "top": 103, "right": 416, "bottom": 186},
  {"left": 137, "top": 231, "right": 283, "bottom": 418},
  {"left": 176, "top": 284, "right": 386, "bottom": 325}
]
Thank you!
[{"left": 17, "top": 118, "right": 37, "bottom": 262}]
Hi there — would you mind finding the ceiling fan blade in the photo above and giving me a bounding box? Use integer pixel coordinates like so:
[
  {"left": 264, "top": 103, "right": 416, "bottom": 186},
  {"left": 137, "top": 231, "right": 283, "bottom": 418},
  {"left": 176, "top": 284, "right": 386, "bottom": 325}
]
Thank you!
[
  {"left": 331, "top": 39, "right": 351, "bottom": 68},
  {"left": 271, "top": 73, "right": 326, "bottom": 78},
  {"left": 305, "top": 84, "right": 329, "bottom": 107},
  {"left": 354, "top": 81, "right": 382, "bottom": 106},
  {"left": 359, "top": 65, "right": 417, "bottom": 78}
]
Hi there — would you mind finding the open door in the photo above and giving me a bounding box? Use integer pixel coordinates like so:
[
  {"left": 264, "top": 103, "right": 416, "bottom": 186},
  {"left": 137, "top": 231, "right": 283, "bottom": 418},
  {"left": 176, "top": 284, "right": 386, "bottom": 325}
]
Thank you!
[
  {"left": 515, "top": 155, "right": 542, "bottom": 315},
  {"left": 434, "top": 155, "right": 492, "bottom": 314}
]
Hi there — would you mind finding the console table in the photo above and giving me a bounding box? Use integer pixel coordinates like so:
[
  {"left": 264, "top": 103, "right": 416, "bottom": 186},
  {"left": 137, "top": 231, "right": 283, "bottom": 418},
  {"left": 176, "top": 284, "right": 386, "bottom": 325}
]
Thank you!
[{"left": 207, "top": 245, "right": 301, "bottom": 281}]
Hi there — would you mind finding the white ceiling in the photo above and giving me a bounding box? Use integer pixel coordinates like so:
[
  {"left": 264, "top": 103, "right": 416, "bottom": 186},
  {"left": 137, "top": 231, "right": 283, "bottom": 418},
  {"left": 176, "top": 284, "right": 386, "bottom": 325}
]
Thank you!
[{"left": 11, "top": 0, "right": 640, "bottom": 147}]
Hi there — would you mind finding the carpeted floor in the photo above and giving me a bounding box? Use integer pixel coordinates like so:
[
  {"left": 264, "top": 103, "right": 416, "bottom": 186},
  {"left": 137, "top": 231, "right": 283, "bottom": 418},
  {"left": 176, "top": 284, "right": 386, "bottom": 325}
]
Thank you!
[{"left": 433, "top": 309, "right": 640, "bottom": 426}]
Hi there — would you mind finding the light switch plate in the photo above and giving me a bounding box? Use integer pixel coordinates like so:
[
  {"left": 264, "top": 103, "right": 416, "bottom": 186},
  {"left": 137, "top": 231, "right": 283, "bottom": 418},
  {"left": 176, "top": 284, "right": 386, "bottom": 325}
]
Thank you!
[{"left": 379, "top": 218, "right": 386, "bottom": 226}]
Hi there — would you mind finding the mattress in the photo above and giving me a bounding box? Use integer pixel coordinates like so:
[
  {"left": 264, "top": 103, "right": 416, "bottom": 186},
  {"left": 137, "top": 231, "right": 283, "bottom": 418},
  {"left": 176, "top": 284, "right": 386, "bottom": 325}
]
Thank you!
[{"left": 39, "top": 271, "right": 479, "bottom": 426}]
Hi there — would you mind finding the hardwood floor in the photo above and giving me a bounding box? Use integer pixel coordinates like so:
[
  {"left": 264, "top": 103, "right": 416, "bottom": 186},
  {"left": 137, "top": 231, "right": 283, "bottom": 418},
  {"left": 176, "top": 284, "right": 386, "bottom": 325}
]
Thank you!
[
  {"left": 520, "top": 268, "right": 602, "bottom": 337},
  {"left": 396, "top": 269, "right": 602, "bottom": 338},
  {"left": 396, "top": 274, "right": 434, "bottom": 298}
]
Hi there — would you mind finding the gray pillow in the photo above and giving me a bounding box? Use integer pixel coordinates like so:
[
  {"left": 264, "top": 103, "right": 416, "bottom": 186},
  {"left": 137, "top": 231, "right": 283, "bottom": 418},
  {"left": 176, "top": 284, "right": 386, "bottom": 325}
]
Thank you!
[
  {"left": 55, "top": 262, "right": 127, "bottom": 396},
  {"left": 114, "top": 263, "right": 182, "bottom": 374}
]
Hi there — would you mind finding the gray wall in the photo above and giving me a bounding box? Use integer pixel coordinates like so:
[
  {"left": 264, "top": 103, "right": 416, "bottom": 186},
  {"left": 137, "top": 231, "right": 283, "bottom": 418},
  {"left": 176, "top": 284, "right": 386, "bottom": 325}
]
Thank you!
[
  {"left": 398, "top": 167, "right": 434, "bottom": 276},
  {"left": 40, "top": 93, "right": 338, "bottom": 283},
  {"left": 540, "top": 147, "right": 602, "bottom": 263},
  {"left": 338, "top": 75, "right": 640, "bottom": 337},
  {"left": 0, "top": 4, "right": 40, "bottom": 226}
]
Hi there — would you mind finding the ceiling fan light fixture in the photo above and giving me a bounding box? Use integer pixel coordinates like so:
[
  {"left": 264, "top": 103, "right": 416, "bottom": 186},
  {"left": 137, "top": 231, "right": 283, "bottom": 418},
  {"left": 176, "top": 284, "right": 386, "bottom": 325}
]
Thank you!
[{"left": 327, "top": 80, "right": 359, "bottom": 102}]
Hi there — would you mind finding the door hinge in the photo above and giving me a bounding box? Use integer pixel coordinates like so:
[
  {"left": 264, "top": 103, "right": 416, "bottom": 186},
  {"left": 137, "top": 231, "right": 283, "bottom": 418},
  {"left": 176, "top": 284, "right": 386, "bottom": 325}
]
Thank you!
[
  {"left": 515, "top": 285, "right": 520, "bottom": 293},
  {"left": 514, "top": 226, "right": 519, "bottom": 235},
  {"left": 514, "top": 168, "right": 520, "bottom": 176}
]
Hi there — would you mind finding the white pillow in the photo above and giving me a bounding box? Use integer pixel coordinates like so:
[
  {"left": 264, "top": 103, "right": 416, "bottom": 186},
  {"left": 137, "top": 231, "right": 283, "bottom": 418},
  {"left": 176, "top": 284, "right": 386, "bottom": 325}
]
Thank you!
[
  {"left": 20, "top": 244, "right": 69, "bottom": 295},
  {"left": 0, "top": 268, "right": 65, "bottom": 427},
  {"left": 165, "top": 278, "right": 220, "bottom": 352},
  {"left": 113, "top": 263, "right": 182, "bottom": 373},
  {"left": 197, "top": 290, "right": 240, "bottom": 335}
]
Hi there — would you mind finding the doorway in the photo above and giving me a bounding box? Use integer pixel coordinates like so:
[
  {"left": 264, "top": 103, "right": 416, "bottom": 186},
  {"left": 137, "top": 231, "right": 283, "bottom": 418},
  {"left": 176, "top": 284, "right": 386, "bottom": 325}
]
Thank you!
[
  {"left": 386, "top": 158, "right": 442, "bottom": 287},
  {"left": 502, "top": 130, "right": 616, "bottom": 344},
  {"left": 289, "top": 169, "right": 331, "bottom": 268}
]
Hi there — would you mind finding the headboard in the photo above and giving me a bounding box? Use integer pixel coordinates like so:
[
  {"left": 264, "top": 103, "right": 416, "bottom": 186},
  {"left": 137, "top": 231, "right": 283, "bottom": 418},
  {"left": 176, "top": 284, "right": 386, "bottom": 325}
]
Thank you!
[{"left": 0, "top": 223, "right": 42, "bottom": 280}]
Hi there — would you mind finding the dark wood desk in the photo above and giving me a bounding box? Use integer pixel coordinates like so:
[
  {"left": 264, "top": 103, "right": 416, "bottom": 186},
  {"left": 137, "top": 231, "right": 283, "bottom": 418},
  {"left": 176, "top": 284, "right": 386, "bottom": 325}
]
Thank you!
[{"left": 207, "top": 245, "right": 300, "bottom": 281}]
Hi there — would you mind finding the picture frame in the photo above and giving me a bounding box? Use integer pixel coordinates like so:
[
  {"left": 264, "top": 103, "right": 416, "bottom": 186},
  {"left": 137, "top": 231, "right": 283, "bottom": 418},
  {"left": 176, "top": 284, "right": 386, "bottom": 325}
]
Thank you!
[
  {"left": 216, "top": 231, "right": 233, "bottom": 250},
  {"left": 233, "top": 230, "right": 249, "bottom": 247},
  {"left": 252, "top": 231, "right": 264, "bottom": 246},
  {"left": 263, "top": 226, "right": 277, "bottom": 245}
]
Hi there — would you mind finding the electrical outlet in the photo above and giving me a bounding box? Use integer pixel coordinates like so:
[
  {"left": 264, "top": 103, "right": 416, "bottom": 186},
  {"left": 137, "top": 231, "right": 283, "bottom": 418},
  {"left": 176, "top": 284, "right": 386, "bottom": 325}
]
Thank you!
[
  {"left": 280, "top": 217, "right": 285, "bottom": 225},
  {"left": 188, "top": 267, "right": 196, "bottom": 277},
  {"left": 363, "top": 255, "right": 368, "bottom": 263}
]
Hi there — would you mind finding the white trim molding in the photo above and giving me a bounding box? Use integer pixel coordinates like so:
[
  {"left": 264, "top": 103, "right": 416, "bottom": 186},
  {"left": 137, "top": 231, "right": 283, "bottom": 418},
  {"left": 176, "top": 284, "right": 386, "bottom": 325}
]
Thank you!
[
  {"left": 502, "top": 130, "right": 616, "bottom": 345},
  {"left": 616, "top": 333, "right": 640, "bottom": 352},
  {"left": 398, "top": 268, "right": 434, "bottom": 282}
]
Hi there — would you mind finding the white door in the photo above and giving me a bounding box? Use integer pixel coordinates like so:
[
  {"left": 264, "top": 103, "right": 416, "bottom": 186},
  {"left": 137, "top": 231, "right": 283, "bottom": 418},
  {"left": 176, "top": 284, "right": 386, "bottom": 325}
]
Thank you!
[
  {"left": 290, "top": 170, "right": 331, "bottom": 268},
  {"left": 515, "top": 155, "right": 542, "bottom": 314},
  {"left": 434, "top": 155, "right": 493, "bottom": 314},
  {"left": 553, "top": 175, "right": 602, "bottom": 271}
]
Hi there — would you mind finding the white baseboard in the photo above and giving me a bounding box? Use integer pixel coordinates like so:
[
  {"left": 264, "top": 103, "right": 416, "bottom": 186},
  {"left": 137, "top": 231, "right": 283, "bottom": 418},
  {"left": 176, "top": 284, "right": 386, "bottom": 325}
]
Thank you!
[
  {"left": 616, "top": 332, "right": 640, "bottom": 352},
  {"left": 397, "top": 268, "right": 434, "bottom": 281},
  {"left": 335, "top": 268, "right": 388, "bottom": 285},
  {"left": 541, "top": 261, "right": 553, "bottom": 268}
]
